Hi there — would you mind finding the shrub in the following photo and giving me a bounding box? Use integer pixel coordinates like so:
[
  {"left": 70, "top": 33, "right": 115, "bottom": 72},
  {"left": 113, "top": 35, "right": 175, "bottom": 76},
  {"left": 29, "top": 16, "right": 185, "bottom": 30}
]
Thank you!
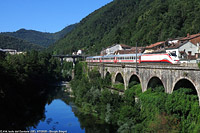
[{"left": 113, "top": 83, "right": 124, "bottom": 91}]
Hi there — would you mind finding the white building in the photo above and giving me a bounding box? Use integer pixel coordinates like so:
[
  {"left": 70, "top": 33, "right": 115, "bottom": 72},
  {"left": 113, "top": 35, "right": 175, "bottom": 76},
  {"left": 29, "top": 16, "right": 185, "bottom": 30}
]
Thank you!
[
  {"left": 101, "top": 44, "right": 132, "bottom": 55},
  {"left": 77, "top": 50, "right": 82, "bottom": 55},
  {"left": 1, "top": 49, "right": 17, "bottom": 55},
  {"left": 166, "top": 41, "right": 200, "bottom": 63}
]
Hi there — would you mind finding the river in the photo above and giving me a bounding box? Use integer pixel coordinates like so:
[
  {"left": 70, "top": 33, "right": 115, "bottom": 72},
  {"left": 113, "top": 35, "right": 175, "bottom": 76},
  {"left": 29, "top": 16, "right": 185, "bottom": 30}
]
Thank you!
[
  {"left": 0, "top": 85, "right": 115, "bottom": 132},
  {"left": 30, "top": 99, "right": 85, "bottom": 132}
]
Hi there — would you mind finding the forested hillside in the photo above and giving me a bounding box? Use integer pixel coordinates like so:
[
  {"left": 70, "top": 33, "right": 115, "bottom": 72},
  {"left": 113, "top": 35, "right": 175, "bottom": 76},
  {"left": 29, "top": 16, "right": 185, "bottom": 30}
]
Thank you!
[
  {"left": 0, "top": 35, "right": 44, "bottom": 51},
  {"left": 1, "top": 24, "right": 77, "bottom": 47},
  {"left": 50, "top": 0, "right": 200, "bottom": 54}
]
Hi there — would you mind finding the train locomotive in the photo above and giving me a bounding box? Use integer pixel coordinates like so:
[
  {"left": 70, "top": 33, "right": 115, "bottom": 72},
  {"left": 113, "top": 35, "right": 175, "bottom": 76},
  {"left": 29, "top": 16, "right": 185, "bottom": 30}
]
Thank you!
[{"left": 86, "top": 52, "right": 180, "bottom": 64}]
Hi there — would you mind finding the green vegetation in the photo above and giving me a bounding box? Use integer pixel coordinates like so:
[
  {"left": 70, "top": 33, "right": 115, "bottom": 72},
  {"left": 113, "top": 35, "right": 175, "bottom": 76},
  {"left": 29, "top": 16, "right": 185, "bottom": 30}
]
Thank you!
[
  {"left": 113, "top": 83, "right": 125, "bottom": 91},
  {"left": 71, "top": 63, "right": 200, "bottom": 132},
  {"left": 0, "top": 50, "right": 62, "bottom": 96},
  {"left": 1, "top": 24, "right": 77, "bottom": 47},
  {"left": 0, "top": 34, "right": 44, "bottom": 51},
  {"left": 0, "top": 51, "right": 62, "bottom": 129},
  {"left": 62, "top": 61, "right": 73, "bottom": 81},
  {"left": 51, "top": 0, "right": 200, "bottom": 54}
]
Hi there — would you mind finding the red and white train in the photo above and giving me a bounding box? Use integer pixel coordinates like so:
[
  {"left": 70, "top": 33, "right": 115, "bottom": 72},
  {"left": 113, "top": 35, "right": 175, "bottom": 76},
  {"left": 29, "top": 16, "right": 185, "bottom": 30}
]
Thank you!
[{"left": 86, "top": 52, "right": 180, "bottom": 64}]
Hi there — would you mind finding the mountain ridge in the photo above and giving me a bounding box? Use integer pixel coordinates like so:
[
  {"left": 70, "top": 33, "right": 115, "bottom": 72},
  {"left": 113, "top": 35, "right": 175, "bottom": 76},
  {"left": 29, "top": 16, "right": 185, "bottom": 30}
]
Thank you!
[
  {"left": 1, "top": 24, "right": 77, "bottom": 48},
  {"left": 0, "top": 34, "right": 44, "bottom": 51},
  {"left": 50, "top": 0, "right": 200, "bottom": 54}
]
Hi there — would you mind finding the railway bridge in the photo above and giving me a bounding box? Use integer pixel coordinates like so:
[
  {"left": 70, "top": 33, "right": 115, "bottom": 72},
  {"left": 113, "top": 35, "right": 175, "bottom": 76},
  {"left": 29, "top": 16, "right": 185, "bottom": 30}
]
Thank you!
[{"left": 88, "top": 63, "right": 200, "bottom": 104}]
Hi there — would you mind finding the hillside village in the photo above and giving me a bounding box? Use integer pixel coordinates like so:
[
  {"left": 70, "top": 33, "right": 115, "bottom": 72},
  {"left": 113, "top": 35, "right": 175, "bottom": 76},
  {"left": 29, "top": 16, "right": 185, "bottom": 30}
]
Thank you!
[
  {"left": 100, "top": 33, "right": 200, "bottom": 63},
  {"left": 2, "top": 32, "right": 200, "bottom": 64}
]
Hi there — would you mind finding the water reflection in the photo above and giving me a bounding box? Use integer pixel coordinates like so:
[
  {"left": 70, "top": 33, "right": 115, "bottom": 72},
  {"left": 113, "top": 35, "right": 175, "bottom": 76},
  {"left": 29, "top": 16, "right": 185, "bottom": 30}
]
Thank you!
[
  {"left": 0, "top": 85, "right": 115, "bottom": 132},
  {"left": 30, "top": 99, "right": 84, "bottom": 132}
]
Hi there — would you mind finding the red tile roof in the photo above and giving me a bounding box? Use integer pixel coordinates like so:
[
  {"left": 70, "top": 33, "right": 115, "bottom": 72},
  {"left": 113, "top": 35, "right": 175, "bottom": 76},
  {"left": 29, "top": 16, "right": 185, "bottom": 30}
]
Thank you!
[
  {"left": 181, "top": 33, "right": 200, "bottom": 40},
  {"left": 145, "top": 41, "right": 165, "bottom": 49}
]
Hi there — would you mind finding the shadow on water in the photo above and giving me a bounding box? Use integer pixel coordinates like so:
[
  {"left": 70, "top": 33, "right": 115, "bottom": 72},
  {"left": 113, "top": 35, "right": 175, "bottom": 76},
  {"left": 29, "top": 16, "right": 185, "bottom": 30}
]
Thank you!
[
  {"left": 0, "top": 84, "right": 61, "bottom": 130},
  {"left": 0, "top": 82, "right": 116, "bottom": 132}
]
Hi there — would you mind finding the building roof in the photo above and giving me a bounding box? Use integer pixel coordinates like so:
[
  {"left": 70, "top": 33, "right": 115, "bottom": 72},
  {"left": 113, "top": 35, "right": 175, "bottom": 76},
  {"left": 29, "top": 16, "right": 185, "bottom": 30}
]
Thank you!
[
  {"left": 166, "top": 41, "right": 194, "bottom": 50},
  {"left": 115, "top": 50, "right": 136, "bottom": 54},
  {"left": 145, "top": 41, "right": 165, "bottom": 49},
  {"left": 179, "top": 33, "right": 200, "bottom": 45},
  {"left": 180, "top": 33, "right": 200, "bottom": 41},
  {"left": 119, "top": 44, "right": 132, "bottom": 49},
  {"left": 114, "top": 47, "right": 145, "bottom": 55}
]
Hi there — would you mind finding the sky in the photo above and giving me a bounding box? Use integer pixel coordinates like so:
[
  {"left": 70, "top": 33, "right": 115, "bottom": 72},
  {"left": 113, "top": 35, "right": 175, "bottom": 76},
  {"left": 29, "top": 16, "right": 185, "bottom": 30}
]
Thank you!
[{"left": 0, "top": 0, "right": 113, "bottom": 33}]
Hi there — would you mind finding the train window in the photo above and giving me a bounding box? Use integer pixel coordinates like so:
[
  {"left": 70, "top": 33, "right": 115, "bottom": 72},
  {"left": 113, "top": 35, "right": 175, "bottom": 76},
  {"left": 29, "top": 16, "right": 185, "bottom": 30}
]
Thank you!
[{"left": 170, "top": 53, "right": 177, "bottom": 56}]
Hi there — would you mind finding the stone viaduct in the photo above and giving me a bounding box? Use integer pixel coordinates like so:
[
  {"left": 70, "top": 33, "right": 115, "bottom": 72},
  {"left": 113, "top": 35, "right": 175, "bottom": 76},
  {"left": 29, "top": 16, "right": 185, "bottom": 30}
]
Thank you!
[{"left": 88, "top": 63, "right": 200, "bottom": 104}]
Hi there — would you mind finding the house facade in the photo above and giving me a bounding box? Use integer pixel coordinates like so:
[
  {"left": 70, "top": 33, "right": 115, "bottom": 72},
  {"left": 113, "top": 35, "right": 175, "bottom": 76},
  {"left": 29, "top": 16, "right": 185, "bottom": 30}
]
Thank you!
[{"left": 166, "top": 41, "right": 199, "bottom": 60}]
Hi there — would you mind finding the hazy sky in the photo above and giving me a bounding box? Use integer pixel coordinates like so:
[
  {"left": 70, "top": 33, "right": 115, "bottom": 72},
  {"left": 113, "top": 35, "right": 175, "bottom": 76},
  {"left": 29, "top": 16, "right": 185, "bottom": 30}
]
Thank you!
[{"left": 0, "top": 0, "right": 113, "bottom": 33}]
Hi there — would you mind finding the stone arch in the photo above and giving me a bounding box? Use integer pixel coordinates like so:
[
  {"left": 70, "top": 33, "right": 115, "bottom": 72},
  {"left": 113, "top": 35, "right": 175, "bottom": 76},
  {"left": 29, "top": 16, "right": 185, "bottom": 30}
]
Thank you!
[
  {"left": 172, "top": 77, "right": 198, "bottom": 95},
  {"left": 115, "top": 72, "right": 124, "bottom": 84},
  {"left": 104, "top": 71, "right": 112, "bottom": 85},
  {"left": 147, "top": 76, "right": 165, "bottom": 92},
  {"left": 114, "top": 72, "right": 126, "bottom": 90},
  {"left": 128, "top": 74, "right": 141, "bottom": 88},
  {"left": 129, "top": 74, "right": 141, "bottom": 84},
  {"left": 105, "top": 71, "right": 111, "bottom": 78}
]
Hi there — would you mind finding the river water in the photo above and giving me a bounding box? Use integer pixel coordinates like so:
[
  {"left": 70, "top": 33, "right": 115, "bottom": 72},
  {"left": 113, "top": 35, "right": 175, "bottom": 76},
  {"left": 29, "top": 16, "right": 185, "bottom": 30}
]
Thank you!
[
  {"left": 30, "top": 99, "right": 85, "bottom": 132},
  {"left": 0, "top": 85, "right": 114, "bottom": 132}
]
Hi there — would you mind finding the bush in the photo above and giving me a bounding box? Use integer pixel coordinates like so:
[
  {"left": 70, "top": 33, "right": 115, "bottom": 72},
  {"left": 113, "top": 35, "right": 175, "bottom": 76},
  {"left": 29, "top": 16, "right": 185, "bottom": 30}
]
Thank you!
[{"left": 113, "top": 83, "right": 125, "bottom": 91}]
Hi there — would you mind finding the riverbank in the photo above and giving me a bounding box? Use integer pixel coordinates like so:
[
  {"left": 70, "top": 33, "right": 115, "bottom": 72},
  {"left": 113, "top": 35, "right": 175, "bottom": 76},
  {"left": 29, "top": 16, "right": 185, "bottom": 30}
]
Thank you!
[{"left": 70, "top": 62, "right": 200, "bottom": 132}]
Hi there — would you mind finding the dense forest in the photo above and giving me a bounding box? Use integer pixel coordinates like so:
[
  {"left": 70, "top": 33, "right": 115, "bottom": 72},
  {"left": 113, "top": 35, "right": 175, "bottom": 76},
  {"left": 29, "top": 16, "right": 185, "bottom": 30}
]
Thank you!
[
  {"left": 50, "top": 0, "right": 200, "bottom": 54},
  {"left": 70, "top": 62, "right": 200, "bottom": 132},
  {"left": 0, "top": 35, "right": 44, "bottom": 51},
  {"left": 1, "top": 24, "right": 77, "bottom": 47},
  {"left": 0, "top": 51, "right": 62, "bottom": 129}
]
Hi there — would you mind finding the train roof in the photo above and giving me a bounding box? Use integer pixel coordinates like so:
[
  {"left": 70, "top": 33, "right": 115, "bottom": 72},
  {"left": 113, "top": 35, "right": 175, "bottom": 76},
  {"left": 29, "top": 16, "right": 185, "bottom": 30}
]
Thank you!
[
  {"left": 115, "top": 53, "right": 143, "bottom": 57},
  {"left": 87, "top": 53, "right": 143, "bottom": 59},
  {"left": 86, "top": 56, "right": 102, "bottom": 59},
  {"left": 103, "top": 55, "right": 116, "bottom": 58}
]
